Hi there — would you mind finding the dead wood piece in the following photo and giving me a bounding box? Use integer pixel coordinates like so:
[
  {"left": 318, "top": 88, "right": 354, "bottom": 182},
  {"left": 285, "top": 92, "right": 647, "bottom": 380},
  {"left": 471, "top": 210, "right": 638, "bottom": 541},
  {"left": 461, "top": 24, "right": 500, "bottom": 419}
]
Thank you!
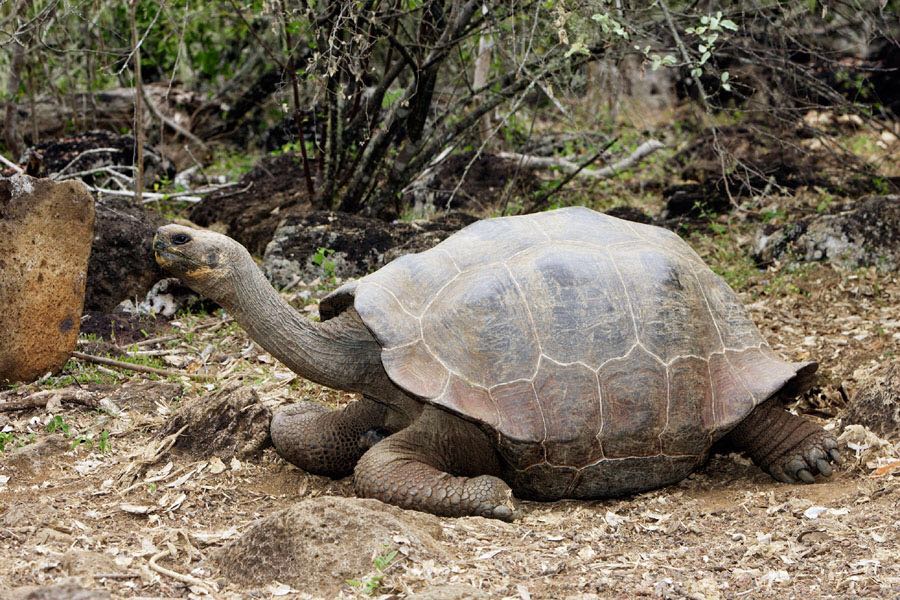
[
  {"left": 498, "top": 139, "right": 664, "bottom": 179},
  {"left": 70, "top": 351, "right": 213, "bottom": 381},
  {"left": 149, "top": 549, "right": 218, "bottom": 593},
  {"left": 0, "top": 153, "right": 24, "bottom": 173},
  {"left": 0, "top": 389, "right": 101, "bottom": 412}
]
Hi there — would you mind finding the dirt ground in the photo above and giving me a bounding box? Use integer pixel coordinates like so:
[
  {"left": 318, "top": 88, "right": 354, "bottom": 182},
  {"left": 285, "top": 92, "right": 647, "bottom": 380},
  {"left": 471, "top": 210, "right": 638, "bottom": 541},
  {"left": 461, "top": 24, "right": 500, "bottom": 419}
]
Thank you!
[{"left": 1, "top": 215, "right": 898, "bottom": 599}]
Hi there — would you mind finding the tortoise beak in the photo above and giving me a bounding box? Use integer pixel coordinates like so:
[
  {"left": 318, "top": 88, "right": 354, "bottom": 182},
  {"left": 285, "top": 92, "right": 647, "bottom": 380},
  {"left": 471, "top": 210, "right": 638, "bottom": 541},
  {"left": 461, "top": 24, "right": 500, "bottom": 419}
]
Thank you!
[{"left": 153, "top": 226, "right": 181, "bottom": 266}]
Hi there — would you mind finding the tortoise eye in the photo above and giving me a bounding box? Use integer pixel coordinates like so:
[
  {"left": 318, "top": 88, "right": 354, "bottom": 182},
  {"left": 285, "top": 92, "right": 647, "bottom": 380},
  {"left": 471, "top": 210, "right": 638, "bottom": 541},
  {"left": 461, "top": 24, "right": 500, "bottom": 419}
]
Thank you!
[{"left": 171, "top": 233, "right": 191, "bottom": 245}]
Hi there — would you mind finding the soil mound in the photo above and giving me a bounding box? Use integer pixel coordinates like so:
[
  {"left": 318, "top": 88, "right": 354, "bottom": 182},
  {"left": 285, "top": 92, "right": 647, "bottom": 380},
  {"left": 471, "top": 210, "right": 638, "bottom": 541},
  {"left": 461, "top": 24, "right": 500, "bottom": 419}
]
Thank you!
[
  {"left": 189, "top": 153, "right": 313, "bottom": 254},
  {"left": 159, "top": 386, "right": 271, "bottom": 459},
  {"left": 214, "top": 496, "right": 446, "bottom": 596}
]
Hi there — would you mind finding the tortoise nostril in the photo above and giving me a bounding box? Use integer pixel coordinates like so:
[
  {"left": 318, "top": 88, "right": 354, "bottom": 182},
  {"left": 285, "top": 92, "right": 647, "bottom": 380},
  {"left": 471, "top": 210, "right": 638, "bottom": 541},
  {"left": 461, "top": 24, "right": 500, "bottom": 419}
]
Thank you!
[{"left": 171, "top": 233, "right": 191, "bottom": 245}]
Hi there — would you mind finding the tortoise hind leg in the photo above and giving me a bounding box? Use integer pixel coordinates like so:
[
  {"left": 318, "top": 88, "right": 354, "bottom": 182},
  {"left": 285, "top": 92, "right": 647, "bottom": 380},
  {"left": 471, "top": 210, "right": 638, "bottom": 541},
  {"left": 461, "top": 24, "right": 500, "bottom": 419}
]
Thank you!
[
  {"left": 725, "top": 397, "right": 841, "bottom": 483},
  {"left": 271, "top": 397, "right": 389, "bottom": 478},
  {"left": 354, "top": 407, "right": 516, "bottom": 520}
]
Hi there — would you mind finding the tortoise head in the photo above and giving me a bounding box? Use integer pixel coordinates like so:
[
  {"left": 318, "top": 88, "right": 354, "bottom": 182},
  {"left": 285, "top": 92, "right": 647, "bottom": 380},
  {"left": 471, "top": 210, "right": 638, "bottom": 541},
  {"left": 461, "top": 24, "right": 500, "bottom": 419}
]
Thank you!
[{"left": 153, "top": 224, "right": 247, "bottom": 304}]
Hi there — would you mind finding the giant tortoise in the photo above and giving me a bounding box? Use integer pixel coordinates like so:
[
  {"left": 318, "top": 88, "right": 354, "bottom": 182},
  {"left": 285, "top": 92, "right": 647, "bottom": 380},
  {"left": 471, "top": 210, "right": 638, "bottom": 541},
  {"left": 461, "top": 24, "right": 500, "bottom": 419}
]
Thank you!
[{"left": 154, "top": 206, "right": 839, "bottom": 520}]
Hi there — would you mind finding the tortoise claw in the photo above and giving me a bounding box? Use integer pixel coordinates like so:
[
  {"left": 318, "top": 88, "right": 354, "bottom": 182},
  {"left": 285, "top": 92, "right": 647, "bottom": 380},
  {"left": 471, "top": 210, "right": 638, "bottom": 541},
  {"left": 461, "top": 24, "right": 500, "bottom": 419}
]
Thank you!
[
  {"left": 797, "top": 468, "right": 815, "bottom": 484},
  {"left": 829, "top": 448, "right": 843, "bottom": 465},
  {"left": 777, "top": 431, "right": 841, "bottom": 485}
]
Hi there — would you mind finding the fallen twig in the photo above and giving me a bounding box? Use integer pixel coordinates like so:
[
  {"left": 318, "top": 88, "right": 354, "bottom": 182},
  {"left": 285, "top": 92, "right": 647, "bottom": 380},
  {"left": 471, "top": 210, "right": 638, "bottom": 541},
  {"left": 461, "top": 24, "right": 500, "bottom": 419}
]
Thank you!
[
  {"left": 148, "top": 549, "right": 218, "bottom": 594},
  {"left": 0, "top": 153, "right": 24, "bottom": 173},
  {"left": 51, "top": 147, "right": 122, "bottom": 179},
  {"left": 0, "top": 389, "right": 101, "bottom": 412},
  {"left": 498, "top": 139, "right": 665, "bottom": 179},
  {"left": 71, "top": 351, "right": 213, "bottom": 381},
  {"left": 86, "top": 184, "right": 234, "bottom": 204}
]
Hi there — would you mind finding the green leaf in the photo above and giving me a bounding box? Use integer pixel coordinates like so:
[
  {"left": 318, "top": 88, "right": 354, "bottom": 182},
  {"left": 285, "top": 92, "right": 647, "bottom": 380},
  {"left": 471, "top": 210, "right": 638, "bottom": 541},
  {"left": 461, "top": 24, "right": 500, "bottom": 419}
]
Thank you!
[
  {"left": 721, "top": 71, "right": 730, "bottom": 82},
  {"left": 721, "top": 83, "right": 732, "bottom": 91},
  {"left": 698, "top": 44, "right": 708, "bottom": 53},
  {"left": 720, "top": 19, "right": 738, "bottom": 31},
  {"left": 700, "top": 51, "right": 711, "bottom": 65}
]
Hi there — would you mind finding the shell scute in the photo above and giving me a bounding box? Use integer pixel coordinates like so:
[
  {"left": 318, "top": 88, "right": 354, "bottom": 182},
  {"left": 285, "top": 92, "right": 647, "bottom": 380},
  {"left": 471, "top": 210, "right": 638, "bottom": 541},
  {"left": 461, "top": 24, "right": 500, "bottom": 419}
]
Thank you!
[
  {"left": 435, "top": 214, "right": 547, "bottom": 271},
  {"left": 361, "top": 251, "right": 459, "bottom": 316},
  {"left": 533, "top": 359, "right": 603, "bottom": 466},
  {"left": 433, "top": 375, "right": 500, "bottom": 428},
  {"left": 381, "top": 340, "right": 448, "bottom": 398},
  {"left": 420, "top": 263, "right": 540, "bottom": 388},
  {"left": 490, "top": 380, "right": 546, "bottom": 445},
  {"left": 535, "top": 206, "right": 639, "bottom": 247},
  {"left": 609, "top": 244, "right": 723, "bottom": 362},
  {"left": 506, "top": 244, "right": 634, "bottom": 367},
  {"left": 662, "top": 356, "right": 713, "bottom": 454},
  {"left": 596, "top": 345, "right": 668, "bottom": 458}
]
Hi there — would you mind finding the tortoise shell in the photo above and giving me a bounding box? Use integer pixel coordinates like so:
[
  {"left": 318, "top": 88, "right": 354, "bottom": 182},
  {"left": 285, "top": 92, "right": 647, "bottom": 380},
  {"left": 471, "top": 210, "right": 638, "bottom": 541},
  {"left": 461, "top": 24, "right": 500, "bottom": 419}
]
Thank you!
[{"left": 322, "top": 207, "right": 815, "bottom": 497}]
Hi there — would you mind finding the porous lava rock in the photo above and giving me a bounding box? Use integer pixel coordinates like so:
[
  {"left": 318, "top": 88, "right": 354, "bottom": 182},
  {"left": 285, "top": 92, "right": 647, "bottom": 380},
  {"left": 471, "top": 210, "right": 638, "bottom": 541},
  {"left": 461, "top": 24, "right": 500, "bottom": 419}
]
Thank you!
[
  {"left": 85, "top": 197, "right": 166, "bottom": 312},
  {"left": 214, "top": 496, "right": 446, "bottom": 596},
  {"left": 843, "top": 361, "right": 900, "bottom": 440},
  {"left": 189, "top": 152, "right": 312, "bottom": 254},
  {"left": 0, "top": 175, "right": 94, "bottom": 384},
  {"left": 754, "top": 195, "right": 900, "bottom": 270},
  {"left": 263, "top": 211, "right": 476, "bottom": 288},
  {"left": 159, "top": 386, "right": 271, "bottom": 459}
]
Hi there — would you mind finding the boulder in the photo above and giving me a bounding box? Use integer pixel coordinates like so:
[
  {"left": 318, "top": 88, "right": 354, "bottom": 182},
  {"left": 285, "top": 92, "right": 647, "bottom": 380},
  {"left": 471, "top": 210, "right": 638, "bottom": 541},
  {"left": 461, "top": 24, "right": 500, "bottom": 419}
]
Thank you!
[
  {"left": 0, "top": 175, "right": 94, "bottom": 384},
  {"left": 754, "top": 195, "right": 900, "bottom": 270},
  {"left": 214, "top": 496, "right": 446, "bottom": 596},
  {"left": 263, "top": 211, "right": 476, "bottom": 288}
]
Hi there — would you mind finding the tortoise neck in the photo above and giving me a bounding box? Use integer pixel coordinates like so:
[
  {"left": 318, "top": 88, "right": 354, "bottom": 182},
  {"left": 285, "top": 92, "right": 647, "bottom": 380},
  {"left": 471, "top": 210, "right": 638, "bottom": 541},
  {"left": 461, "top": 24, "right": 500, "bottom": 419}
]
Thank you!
[{"left": 222, "top": 256, "right": 359, "bottom": 391}]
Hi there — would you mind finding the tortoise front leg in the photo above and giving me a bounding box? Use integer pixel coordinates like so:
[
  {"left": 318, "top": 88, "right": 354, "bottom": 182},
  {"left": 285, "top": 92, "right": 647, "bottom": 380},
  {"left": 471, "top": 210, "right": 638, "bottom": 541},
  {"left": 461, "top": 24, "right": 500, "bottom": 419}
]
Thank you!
[
  {"left": 725, "top": 397, "right": 841, "bottom": 483},
  {"left": 354, "top": 407, "right": 516, "bottom": 520},
  {"left": 271, "top": 397, "right": 389, "bottom": 478}
]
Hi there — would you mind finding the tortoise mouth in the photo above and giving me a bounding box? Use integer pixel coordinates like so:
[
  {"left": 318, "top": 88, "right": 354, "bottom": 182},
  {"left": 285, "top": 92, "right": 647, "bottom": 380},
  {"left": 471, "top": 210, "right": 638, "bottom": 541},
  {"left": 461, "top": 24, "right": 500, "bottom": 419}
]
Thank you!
[{"left": 153, "top": 235, "right": 195, "bottom": 268}]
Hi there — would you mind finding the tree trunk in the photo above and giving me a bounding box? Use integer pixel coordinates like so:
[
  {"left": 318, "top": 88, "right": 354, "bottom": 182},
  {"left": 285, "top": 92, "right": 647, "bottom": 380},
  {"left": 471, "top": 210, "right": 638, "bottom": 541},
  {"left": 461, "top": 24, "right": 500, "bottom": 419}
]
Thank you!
[{"left": 3, "top": 0, "right": 34, "bottom": 159}]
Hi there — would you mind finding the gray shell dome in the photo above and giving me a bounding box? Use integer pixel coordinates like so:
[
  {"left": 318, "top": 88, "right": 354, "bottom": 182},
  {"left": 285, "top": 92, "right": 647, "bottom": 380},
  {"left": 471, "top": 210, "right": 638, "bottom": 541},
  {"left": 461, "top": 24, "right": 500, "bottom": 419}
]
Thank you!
[{"left": 322, "top": 207, "right": 815, "bottom": 470}]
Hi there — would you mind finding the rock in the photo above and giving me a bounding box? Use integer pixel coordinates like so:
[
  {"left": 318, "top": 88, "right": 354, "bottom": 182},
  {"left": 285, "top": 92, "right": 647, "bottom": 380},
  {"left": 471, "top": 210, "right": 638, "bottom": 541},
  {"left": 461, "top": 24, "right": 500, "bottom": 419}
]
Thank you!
[
  {"left": 0, "top": 175, "right": 95, "bottom": 384},
  {"left": 22, "top": 130, "right": 175, "bottom": 185},
  {"left": 130, "top": 277, "right": 207, "bottom": 318},
  {"left": 754, "top": 196, "right": 900, "bottom": 270},
  {"left": 85, "top": 197, "right": 166, "bottom": 312},
  {"left": 214, "top": 496, "right": 446, "bottom": 596},
  {"left": 843, "top": 361, "right": 900, "bottom": 440},
  {"left": 2, "top": 583, "right": 111, "bottom": 600},
  {"left": 190, "top": 153, "right": 313, "bottom": 254},
  {"left": 159, "top": 386, "right": 271, "bottom": 459},
  {"left": 263, "top": 211, "right": 476, "bottom": 288}
]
